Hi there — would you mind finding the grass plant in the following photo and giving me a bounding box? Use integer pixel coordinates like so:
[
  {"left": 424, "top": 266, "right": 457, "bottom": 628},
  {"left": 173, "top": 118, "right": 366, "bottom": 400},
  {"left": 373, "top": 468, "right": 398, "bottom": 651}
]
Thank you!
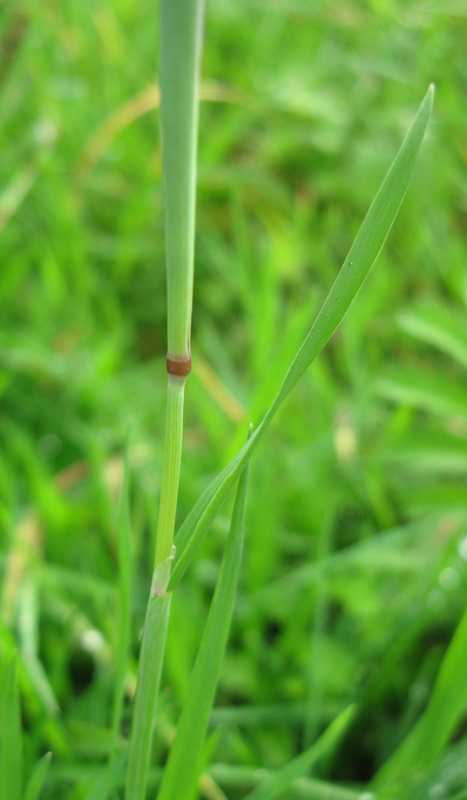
[
  {"left": 5, "top": 2, "right": 467, "bottom": 800},
  {"left": 123, "top": 1, "right": 432, "bottom": 790}
]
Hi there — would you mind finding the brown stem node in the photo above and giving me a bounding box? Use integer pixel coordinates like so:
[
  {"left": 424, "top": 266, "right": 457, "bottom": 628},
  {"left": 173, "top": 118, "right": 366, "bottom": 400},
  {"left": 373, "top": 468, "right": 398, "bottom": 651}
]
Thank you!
[{"left": 166, "top": 354, "right": 191, "bottom": 377}]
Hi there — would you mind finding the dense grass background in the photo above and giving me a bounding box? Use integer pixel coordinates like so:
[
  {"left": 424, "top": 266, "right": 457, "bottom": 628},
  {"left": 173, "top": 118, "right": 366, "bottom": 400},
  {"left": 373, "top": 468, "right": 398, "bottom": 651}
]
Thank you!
[{"left": 1, "top": 0, "right": 467, "bottom": 797}]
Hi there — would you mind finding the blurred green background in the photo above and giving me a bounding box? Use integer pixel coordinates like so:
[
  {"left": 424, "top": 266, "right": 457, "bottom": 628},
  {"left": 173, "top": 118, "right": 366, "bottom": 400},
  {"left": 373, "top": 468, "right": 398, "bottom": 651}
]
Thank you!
[{"left": 1, "top": 0, "right": 467, "bottom": 797}]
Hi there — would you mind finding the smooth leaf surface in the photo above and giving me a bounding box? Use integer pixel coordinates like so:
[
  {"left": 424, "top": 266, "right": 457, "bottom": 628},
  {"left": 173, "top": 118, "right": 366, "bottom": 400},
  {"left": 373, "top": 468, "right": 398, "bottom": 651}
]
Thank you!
[
  {"left": 157, "top": 438, "right": 251, "bottom": 800},
  {"left": 170, "top": 85, "right": 434, "bottom": 589}
]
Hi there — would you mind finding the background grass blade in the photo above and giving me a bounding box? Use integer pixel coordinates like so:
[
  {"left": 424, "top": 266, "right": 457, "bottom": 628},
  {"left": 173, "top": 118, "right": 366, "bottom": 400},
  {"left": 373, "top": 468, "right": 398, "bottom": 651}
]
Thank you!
[
  {"left": 157, "top": 435, "right": 251, "bottom": 800},
  {"left": 397, "top": 300, "right": 467, "bottom": 370},
  {"left": 170, "top": 85, "right": 434, "bottom": 589},
  {"left": 244, "top": 705, "right": 356, "bottom": 800},
  {"left": 24, "top": 753, "right": 52, "bottom": 800},
  {"left": 209, "top": 764, "right": 363, "bottom": 800},
  {"left": 0, "top": 654, "right": 22, "bottom": 800},
  {"left": 376, "top": 367, "right": 467, "bottom": 420},
  {"left": 83, "top": 748, "right": 127, "bottom": 800},
  {"left": 109, "top": 426, "right": 132, "bottom": 760},
  {"left": 372, "top": 602, "right": 467, "bottom": 794}
]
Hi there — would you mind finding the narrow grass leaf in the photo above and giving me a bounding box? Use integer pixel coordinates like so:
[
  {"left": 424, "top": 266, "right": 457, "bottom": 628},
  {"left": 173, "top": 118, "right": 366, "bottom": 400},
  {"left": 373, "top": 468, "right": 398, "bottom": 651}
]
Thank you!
[
  {"left": 170, "top": 85, "right": 434, "bottom": 589},
  {"left": 209, "top": 763, "right": 363, "bottom": 800},
  {"left": 377, "top": 367, "right": 467, "bottom": 419},
  {"left": 84, "top": 748, "right": 127, "bottom": 800},
  {"left": 244, "top": 705, "right": 356, "bottom": 800},
  {"left": 157, "top": 436, "right": 251, "bottom": 800},
  {"left": 125, "top": 592, "right": 172, "bottom": 800},
  {"left": 24, "top": 753, "right": 52, "bottom": 800},
  {"left": 372, "top": 602, "right": 467, "bottom": 793},
  {"left": 383, "top": 432, "right": 467, "bottom": 476},
  {"left": 398, "top": 300, "right": 467, "bottom": 370},
  {"left": 0, "top": 654, "right": 22, "bottom": 800}
]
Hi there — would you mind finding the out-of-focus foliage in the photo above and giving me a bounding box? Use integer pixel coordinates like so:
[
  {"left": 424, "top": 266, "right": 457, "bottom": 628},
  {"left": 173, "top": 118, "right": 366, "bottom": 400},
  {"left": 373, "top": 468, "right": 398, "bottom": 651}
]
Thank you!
[{"left": 0, "top": 0, "right": 466, "bottom": 797}]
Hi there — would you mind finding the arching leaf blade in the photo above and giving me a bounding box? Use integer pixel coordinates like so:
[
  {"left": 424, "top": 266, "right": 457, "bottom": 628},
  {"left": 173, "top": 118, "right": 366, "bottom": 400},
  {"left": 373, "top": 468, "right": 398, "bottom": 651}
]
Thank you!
[{"left": 170, "top": 85, "right": 434, "bottom": 589}]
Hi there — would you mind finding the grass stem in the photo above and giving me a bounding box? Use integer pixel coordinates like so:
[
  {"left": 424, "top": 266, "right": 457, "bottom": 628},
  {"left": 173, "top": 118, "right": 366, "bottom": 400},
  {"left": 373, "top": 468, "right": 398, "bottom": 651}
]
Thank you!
[
  {"left": 154, "top": 376, "right": 186, "bottom": 569},
  {"left": 125, "top": 1, "right": 205, "bottom": 795}
]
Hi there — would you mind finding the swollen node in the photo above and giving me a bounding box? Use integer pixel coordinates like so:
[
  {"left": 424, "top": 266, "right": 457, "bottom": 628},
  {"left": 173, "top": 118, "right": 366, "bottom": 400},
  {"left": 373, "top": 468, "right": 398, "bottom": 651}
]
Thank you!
[{"left": 166, "top": 354, "right": 192, "bottom": 377}]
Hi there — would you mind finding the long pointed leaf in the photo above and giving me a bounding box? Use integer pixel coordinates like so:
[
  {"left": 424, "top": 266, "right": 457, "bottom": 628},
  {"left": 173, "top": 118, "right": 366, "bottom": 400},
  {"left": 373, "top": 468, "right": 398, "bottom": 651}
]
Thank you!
[
  {"left": 24, "top": 753, "right": 52, "bottom": 800},
  {"left": 170, "top": 85, "right": 434, "bottom": 589},
  {"left": 0, "top": 654, "right": 22, "bottom": 800},
  {"left": 157, "top": 436, "right": 251, "bottom": 800}
]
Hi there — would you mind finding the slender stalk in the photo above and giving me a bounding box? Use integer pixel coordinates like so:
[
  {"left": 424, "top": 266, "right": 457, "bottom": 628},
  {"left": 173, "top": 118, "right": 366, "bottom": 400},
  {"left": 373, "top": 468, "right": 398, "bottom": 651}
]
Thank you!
[
  {"left": 154, "top": 0, "right": 205, "bottom": 571},
  {"left": 154, "top": 375, "right": 186, "bottom": 568},
  {"left": 125, "top": 1, "right": 205, "bottom": 797}
]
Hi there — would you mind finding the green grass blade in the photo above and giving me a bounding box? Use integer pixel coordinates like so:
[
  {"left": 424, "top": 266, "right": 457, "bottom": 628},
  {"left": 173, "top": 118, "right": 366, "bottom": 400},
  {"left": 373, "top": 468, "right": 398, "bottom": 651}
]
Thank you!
[
  {"left": 0, "top": 654, "right": 22, "bottom": 800},
  {"left": 170, "top": 85, "right": 434, "bottom": 589},
  {"left": 376, "top": 367, "right": 467, "bottom": 419},
  {"left": 125, "top": 592, "right": 172, "bottom": 800},
  {"left": 398, "top": 300, "right": 467, "bottom": 370},
  {"left": 23, "top": 753, "right": 52, "bottom": 800},
  {"left": 372, "top": 603, "right": 467, "bottom": 794},
  {"left": 244, "top": 705, "right": 356, "bottom": 800},
  {"left": 209, "top": 763, "right": 362, "bottom": 800},
  {"left": 157, "top": 436, "right": 251, "bottom": 800},
  {"left": 83, "top": 748, "right": 127, "bottom": 800},
  {"left": 110, "top": 426, "right": 132, "bottom": 750}
]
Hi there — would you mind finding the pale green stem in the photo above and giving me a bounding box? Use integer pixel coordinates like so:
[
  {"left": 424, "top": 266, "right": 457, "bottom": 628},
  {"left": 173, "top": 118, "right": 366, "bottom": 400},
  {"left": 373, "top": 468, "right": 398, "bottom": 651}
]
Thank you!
[
  {"left": 125, "top": 377, "right": 185, "bottom": 800},
  {"left": 154, "top": 375, "right": 186, "bottom": 569}
]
